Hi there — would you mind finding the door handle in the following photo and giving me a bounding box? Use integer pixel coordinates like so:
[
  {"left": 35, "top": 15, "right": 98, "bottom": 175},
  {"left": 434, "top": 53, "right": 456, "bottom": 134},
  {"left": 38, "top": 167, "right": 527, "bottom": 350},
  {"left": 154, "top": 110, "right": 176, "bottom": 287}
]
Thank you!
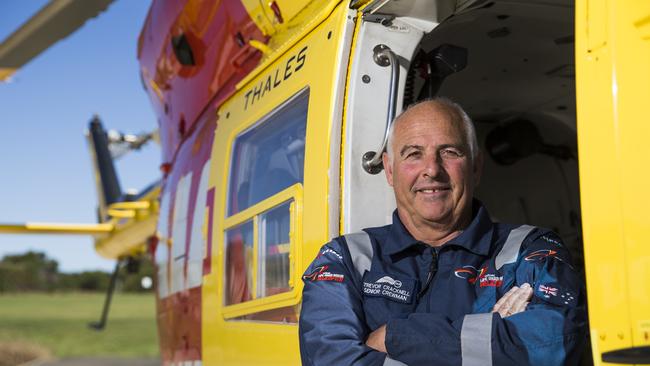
[{"left": 362, "top": 44, "right": 400, "bottom": 175}]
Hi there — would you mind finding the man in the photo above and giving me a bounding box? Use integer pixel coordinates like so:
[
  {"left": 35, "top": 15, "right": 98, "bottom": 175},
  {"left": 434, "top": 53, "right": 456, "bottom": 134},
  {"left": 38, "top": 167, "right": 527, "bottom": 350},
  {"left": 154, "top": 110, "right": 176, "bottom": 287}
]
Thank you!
[{"left": 299, "top": 99, "right": 587, "bottom": 365}]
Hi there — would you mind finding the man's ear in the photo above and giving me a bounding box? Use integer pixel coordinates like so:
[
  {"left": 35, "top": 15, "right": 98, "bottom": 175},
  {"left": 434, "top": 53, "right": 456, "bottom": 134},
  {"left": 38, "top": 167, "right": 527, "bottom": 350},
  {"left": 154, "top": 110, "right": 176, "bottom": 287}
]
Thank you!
[
  {"left": 473, "top": 152, "right": 483, "bottom": 187},
  {"left": 383, "top": 152, "right": 394, "bottom": 187}
]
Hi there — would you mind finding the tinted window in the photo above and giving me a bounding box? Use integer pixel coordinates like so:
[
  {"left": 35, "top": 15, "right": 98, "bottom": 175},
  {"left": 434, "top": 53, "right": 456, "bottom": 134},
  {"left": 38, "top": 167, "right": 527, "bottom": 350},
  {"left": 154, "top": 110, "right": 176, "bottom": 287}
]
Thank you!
[
  {"left": 227, "top": 89, "right": 308, "bottom": 216},
  {"left": 258, "top": 201, "right": 291, "bottom": 297},
  {"left": 225, "top": 220, "right": 254, "bottom": 305}
]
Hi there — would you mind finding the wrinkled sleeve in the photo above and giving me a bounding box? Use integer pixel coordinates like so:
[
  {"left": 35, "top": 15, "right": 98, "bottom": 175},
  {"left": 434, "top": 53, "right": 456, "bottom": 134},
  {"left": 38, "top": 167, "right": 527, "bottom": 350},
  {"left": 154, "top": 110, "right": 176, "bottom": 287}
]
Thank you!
[
  {"left": 299, "top": 239, "right": 388, "bottom": 366},
  {"left": 385, "top": 230, "right": 588, "bottom": 366}
]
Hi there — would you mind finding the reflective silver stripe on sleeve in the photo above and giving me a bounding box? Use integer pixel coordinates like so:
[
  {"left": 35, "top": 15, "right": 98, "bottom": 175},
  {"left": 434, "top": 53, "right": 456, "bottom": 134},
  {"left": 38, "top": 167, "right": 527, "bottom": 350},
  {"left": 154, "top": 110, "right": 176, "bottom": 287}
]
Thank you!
[
  {"left": 384, "top": 356, "right": 407, "bottom": 366},
  {"left": 461, "top": 313, "right": 493, "bottom": 366},
  {"left": 343, "top": 231, "right": 374, "bottom": 277},
  {"left": 494, "top": 225, "right": 535, "bottom": 270}
]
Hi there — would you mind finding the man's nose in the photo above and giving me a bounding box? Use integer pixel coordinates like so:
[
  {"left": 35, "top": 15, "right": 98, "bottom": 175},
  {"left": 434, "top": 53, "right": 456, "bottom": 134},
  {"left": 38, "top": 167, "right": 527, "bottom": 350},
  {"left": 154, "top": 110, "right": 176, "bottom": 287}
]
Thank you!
[{"left": 422, "top": 153, "right": 443, "bottom": 179}]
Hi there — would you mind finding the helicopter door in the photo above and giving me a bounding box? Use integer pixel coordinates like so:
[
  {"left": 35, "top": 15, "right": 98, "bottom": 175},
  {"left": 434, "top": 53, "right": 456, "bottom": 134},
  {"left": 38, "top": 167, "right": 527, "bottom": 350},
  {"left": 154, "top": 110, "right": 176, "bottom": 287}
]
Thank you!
[{"left": 342, "top": 3, "right": 439, "bottom": 232}]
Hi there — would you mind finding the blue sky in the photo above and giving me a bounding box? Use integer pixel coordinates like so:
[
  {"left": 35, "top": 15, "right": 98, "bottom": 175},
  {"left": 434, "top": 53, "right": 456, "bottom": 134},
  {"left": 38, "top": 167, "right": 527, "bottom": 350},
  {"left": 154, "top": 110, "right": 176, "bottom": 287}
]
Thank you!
[{"left": 0, "top": 0, "right": 160, "bottom": 272}]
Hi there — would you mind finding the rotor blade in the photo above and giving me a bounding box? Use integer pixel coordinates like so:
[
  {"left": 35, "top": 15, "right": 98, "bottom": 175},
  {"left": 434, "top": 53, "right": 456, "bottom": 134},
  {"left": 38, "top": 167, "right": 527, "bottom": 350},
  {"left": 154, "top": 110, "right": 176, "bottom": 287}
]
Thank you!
[
  {"left": 0, "top": 222, "right": 113, "bottom": 236},
  {"left": 106, "top": 129, "right": 159, "bottom": 160},
  {"left": 0, "top": 0, "right": 114, "bottom": 81}
]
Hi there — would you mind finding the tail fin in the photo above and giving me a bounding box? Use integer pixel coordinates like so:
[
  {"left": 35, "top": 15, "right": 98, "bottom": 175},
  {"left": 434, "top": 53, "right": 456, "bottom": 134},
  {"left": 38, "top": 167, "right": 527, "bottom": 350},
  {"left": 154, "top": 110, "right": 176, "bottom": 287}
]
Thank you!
[{"left": 87, "top": 115, "right": 122, "bottom": 221}]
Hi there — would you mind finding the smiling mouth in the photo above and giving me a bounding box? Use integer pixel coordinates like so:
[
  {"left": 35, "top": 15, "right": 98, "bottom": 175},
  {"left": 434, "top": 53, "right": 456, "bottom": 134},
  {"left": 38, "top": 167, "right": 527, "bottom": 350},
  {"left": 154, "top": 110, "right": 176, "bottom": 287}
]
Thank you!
[{"left": 416, "top": 188, "right": 450, "bottom": 194}]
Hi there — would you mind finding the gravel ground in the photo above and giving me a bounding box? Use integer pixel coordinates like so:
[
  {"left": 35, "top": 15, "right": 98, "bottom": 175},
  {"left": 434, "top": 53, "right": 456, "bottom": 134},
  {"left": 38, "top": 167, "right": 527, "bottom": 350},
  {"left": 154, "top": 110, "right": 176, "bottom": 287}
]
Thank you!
[{"left": 0, "top": 342, "right": 50, "bottom": 366}]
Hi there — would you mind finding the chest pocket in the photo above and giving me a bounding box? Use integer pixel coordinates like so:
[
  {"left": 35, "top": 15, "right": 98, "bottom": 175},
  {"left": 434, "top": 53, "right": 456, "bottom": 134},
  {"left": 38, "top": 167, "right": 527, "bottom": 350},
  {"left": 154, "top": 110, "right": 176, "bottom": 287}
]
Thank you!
[{"left": 362, "top": 270, "right": 419, "bottom": 329}]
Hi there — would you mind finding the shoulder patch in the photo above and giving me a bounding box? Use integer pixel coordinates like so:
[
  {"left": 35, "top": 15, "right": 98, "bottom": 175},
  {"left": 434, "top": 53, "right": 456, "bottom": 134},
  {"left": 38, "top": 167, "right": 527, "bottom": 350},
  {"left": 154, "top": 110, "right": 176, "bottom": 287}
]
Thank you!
[
  {"left": 540, "top": 234, "right": 563, "bottom": 247},
  {"left": 522, "top": 231, "right": 575, "bottom": 270},
  {"left": 534, "top": 282, "right": 578, "bottom": 307},
  {"left": 303, "top": 265, "right": 345, "bottom": 283},
  {"left": 317, "top": 247, "right": 343, "bottom": 261}
]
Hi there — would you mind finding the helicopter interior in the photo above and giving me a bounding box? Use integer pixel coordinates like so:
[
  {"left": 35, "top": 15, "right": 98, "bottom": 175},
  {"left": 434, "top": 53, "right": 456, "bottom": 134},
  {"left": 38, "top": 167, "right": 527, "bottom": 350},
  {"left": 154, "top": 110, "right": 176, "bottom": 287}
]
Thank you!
[{"left": 344, "top": 0, "right": 582, "bottom": 271}]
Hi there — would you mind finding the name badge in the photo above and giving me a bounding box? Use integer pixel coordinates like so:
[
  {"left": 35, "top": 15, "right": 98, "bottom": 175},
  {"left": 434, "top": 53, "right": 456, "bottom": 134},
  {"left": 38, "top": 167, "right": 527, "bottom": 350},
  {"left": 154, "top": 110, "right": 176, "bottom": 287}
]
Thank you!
[{"left": 362, "top": 272, "right": 416, "bottom": 304}]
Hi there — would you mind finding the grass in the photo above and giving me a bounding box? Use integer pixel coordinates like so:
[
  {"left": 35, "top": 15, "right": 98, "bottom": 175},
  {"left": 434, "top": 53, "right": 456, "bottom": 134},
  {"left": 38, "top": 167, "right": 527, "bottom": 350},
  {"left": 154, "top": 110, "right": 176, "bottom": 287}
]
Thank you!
[{"left": 0, "top": 292, "right": 159, "bottom": 358}]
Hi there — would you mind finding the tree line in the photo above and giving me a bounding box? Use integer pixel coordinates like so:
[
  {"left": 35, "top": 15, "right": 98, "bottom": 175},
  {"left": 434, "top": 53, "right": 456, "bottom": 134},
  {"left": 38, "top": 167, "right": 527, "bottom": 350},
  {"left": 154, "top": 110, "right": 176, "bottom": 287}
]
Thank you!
[{"left": 0, "top": 251, "right": 154, "bottom": 293}]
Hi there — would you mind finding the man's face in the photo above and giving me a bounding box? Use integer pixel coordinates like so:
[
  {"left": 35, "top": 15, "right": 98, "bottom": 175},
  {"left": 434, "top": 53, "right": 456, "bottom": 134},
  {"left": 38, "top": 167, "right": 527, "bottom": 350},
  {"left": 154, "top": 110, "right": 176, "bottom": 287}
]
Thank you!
[{"left": 383, "top": 103, "right": 480, "bottom": 230}]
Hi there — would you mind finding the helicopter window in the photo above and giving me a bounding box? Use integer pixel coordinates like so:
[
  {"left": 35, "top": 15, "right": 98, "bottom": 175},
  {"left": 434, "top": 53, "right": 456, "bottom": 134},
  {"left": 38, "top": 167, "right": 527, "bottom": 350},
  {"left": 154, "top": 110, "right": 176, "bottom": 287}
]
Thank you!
[
  {"left": 225, "top": 220, "right": 254, "bottom": 305},
  {"left": 223, "top": 88, "right": 308, "bottom": 315},
  {"left": 223, "top": 191, "right": 300, "bottom": 315},
  {"left": 258, "top": 201, "right": 291, "bottom": 297},
  {"left": 227, "top": 88, "right": 308, "bottom": 216}
]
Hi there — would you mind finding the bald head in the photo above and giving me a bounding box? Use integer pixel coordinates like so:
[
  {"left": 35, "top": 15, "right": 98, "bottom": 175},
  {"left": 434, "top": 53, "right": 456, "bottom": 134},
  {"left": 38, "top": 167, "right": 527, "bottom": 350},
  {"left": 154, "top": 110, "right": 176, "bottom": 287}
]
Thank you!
[
  {"left": 381, "top": 98, "right": 482, "bottom": 245},
  {"left": 386, "top": 98, "right": 478, "bottom": 164}
]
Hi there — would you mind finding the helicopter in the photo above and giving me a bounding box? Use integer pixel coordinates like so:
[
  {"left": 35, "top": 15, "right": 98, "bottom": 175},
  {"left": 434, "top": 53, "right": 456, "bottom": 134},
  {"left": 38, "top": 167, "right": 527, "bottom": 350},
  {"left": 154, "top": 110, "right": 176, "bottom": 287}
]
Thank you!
[{"left": 1, "top": 0, "right": 649, "bottom": 365}]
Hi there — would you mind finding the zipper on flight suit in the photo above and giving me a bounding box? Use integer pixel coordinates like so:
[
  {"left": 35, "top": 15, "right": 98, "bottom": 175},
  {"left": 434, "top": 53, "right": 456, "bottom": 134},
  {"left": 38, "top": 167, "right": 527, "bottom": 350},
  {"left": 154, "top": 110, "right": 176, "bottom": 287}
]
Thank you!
[{"left": 416, "top": 249, "right": 438, "bottom": 302}]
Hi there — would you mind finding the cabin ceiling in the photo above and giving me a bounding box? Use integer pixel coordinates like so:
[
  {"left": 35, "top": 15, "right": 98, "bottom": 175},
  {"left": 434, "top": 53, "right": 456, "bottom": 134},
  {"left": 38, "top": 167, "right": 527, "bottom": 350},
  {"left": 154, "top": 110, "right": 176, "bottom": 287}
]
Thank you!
[{"left": 421, "top": 0, "right": 575, "bottom": 131}]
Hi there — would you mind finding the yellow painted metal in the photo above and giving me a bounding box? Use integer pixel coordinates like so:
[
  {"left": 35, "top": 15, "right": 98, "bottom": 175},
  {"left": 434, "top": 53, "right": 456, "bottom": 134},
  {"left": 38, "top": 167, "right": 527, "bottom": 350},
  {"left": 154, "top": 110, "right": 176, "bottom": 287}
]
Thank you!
[
  {"left": 274, "top": 0, "right": 308, "bottom": 22},
  {"left": 288, "top": 200, "right": 297, "bottom": 288},
  {"left": 148, "top": 78, "right": 163, "bottom": 102},
  {"left": 242, "top": 0, "right": 333, "bottom": 41},
  {"left": 107, "top": 201, "right": 151, "bottom": 218},
  {"left": 349, "top": 0, "right": 373, "bottom": 10},
  {"left": 94, "top": 214, "right": 157, "bottom": 259},
  {"left": 222, "top": 184, "right": 303, "bottom": 319},
  {"left": 94, "top": 185, "right": 161, "bottom": 259},
  {"left": 249, "top": 39, "right": 272, "bottom": 54},
  {"left": 0, "top": 187, "right": 159, "bottom": 259},
  {"left": 258, "top": 0, "right": 311, "bottom": 29},
  {"left": 0, "top": 222, "right": 113, "bottom": 235},
  {"left": 235, "top": 0, "right": 343, "bottom": 89},
  {"left": 108, "top": 201, "right": 151, "bottom": 210},
  {"left": 202, "top": 2, "right": 350, "bottom": 363},
  {"left": 223, "top": 184, "right": 302, "bottom": 230},
  {"left": 586, "top": 0, "right": 607, "bottom": 52},
  {"left": 338, "top": 5, "right": 364, "bottom": 235},
  {"left": 576, "top": 1, "right": 650, "bottom": 364},
  {"left": 0, "top": 68, "right": 15, "bottom": 81},
  {"left": 106, "top": 209, "right": 135, "bottom": 218},
  {"left": 240, "top": 0, "right": 276, "bottom": 36}
]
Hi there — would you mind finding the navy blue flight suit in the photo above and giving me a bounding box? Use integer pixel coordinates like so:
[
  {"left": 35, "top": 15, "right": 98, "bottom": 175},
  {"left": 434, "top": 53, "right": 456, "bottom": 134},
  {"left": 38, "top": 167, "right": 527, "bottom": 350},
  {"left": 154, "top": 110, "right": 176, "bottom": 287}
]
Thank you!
[{"left": 299, "top": 202, "right": 587, "bottom": 365}]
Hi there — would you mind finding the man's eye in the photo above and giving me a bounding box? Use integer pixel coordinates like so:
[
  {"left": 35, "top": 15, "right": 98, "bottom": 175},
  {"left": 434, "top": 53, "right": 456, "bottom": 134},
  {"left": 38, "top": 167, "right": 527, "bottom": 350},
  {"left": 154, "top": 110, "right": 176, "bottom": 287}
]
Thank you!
[
  {"left": 441, "top": 149, "right": 463, "bottom": 158},
  {"left": 406, "top": 151, "right": 421, "bottom": 159}
]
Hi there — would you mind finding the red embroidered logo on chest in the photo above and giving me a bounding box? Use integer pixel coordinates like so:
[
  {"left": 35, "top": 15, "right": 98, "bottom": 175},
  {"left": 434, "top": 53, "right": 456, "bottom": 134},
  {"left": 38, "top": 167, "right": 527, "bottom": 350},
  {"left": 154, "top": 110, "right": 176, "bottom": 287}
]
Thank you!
[{"left": 454, "top": 265, "right": 503, "bottom": 287}]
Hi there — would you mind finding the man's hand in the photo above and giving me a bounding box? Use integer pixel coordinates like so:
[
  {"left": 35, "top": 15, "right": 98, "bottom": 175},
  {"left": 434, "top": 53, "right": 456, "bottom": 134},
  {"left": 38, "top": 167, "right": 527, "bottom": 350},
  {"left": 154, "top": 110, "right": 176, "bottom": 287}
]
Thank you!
[
  {"left": 492, "top": 283, "right": 533, "bottom": 318},
  {"left": 366, "top": 324, "right": 387, "bottom": 353}
]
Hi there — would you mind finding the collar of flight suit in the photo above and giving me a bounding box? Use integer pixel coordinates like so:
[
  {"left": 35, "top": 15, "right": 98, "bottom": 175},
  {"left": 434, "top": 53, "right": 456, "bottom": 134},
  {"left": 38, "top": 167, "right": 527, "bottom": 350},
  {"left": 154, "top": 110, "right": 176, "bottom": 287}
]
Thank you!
[{"left": 383, "top": 199, "right": 495, "bottom": 258}]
